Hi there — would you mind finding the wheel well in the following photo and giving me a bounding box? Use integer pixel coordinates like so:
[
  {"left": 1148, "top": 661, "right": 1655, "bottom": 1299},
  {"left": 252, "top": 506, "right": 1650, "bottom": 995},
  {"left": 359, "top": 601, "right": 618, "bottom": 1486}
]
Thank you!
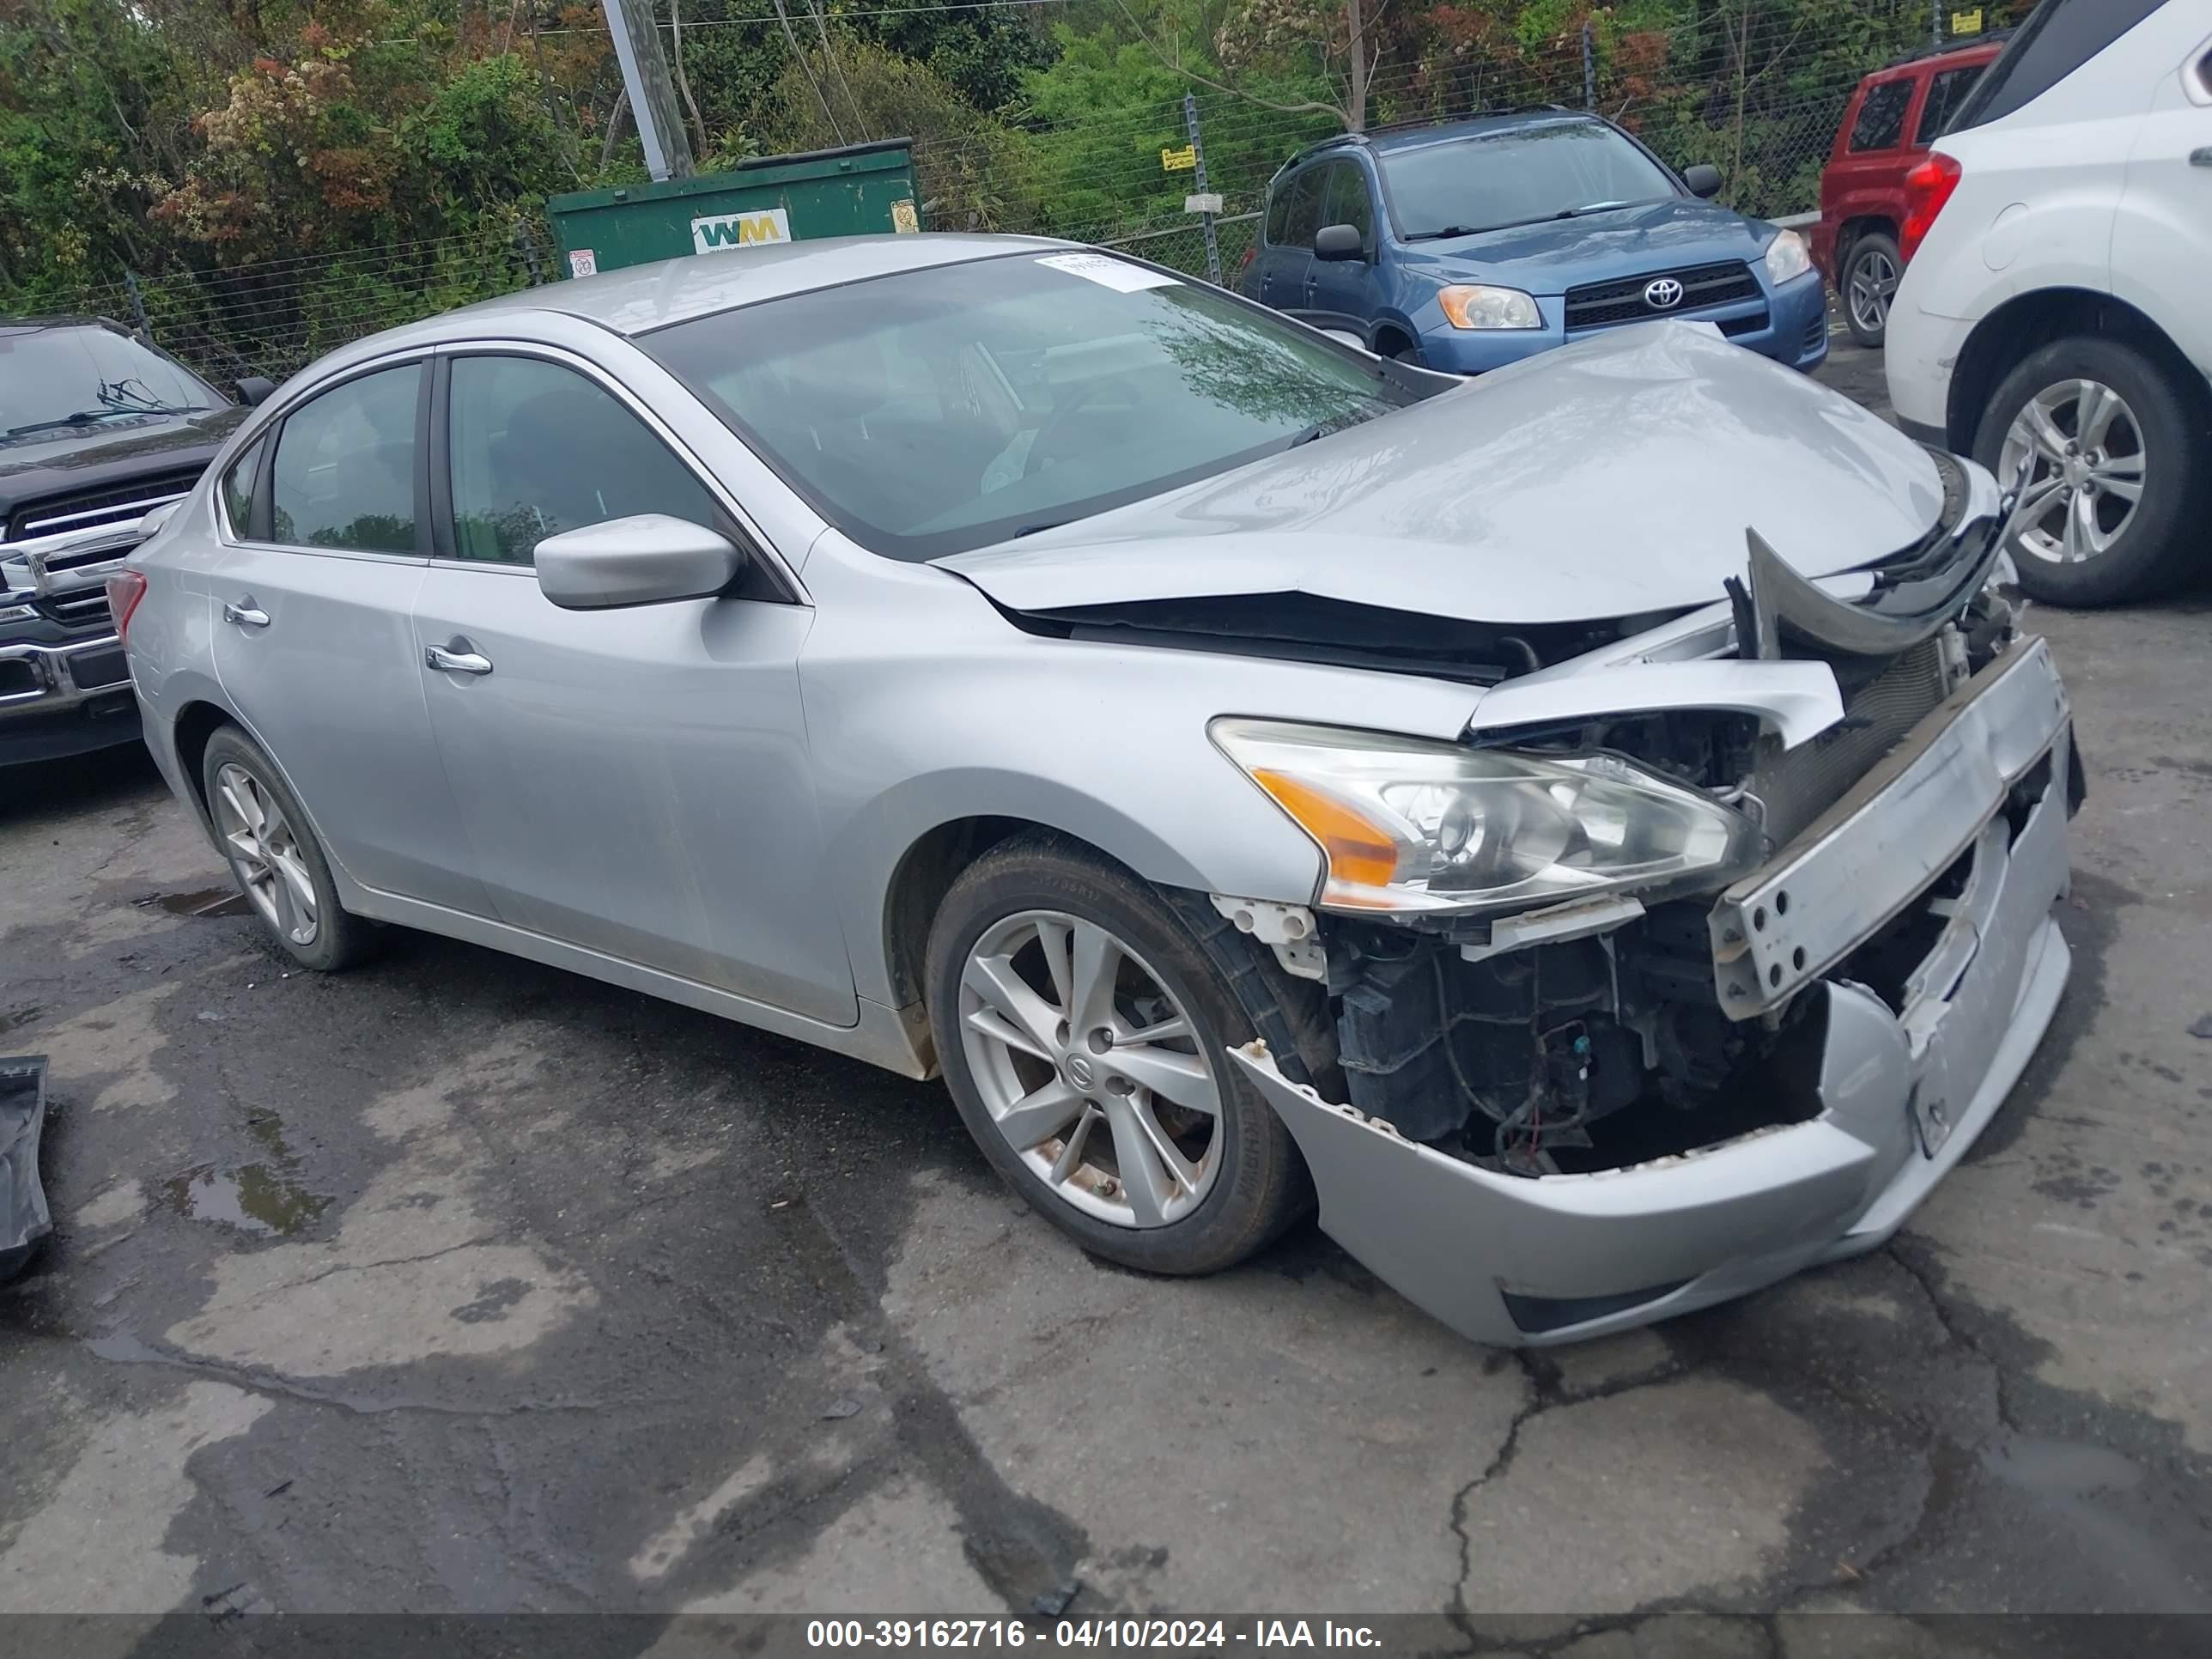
[
  {"left": 1372, "top": 324, "right": 1414, "bottom": 359},
  {"left": 1838, "top": 216, "right": 1897, "bottom": 264},
  {"left": 171, "top": 701, "right": 237, "bottom": 816},
  {"left": 1946, "top": 289, "right": 2208, "bottom": 453},
  {"left": 880, "top": 815, "right": 1036, "bottom": 1011}
]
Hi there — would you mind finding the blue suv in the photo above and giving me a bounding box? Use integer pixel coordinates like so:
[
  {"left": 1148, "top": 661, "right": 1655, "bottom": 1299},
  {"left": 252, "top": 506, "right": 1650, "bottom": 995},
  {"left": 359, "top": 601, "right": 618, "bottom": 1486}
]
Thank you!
[{"left": 1241, "top": 110, "right": 1830, "bottom": 376}]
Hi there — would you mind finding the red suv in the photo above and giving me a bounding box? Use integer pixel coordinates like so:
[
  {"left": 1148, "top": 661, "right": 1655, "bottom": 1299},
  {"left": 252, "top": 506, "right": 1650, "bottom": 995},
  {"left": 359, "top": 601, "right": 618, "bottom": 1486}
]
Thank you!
[{"left": 1813, "top": 33, "right": 2008, "bottom": 349}]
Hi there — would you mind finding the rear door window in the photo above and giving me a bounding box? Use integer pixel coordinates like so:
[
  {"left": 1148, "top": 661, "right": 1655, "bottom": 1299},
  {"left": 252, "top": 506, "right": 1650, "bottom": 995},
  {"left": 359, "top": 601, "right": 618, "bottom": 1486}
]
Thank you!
[
  {"left": 1850, "top": 80, "right": 1915, "bottom": 151},
  {"left": 270, "top": 364, "right": 422, "bottom": 555},
  {"left": 1915, "top": 65, "right": 1986, "bottom": 143},
  {"left": 1948, "top": 0, "right": 2169, "bottom": 131},
  {"left": 1281, "top": 167, "right": 1325, "bottom": 248}
]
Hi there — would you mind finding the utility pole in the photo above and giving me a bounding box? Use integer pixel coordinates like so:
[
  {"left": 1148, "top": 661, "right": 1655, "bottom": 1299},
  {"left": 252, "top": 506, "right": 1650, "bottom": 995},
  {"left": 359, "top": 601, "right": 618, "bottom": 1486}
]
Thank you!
[
  {"left": 1933, "top": 0, "right": 1943, "bottom": 49},
  {"left": 602, "top": 0, "right": 695, "bottom": 182},
  {"left": 1346, "top": 0, "right": 1368, "bottom": 133}
]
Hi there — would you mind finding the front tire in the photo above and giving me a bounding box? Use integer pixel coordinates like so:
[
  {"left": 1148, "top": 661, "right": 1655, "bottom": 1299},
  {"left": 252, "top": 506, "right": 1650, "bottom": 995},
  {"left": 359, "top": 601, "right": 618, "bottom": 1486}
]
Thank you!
[
  {"left": 1973, "top": 336, "right": 2206, "bottom": 606},
  {"left": 1841, "top": 232, "right": 1899, "bottom": 349},
  {"left": 201, "top": 726, "right": 375, "bottom": 972},
  {"left": 925, "top": 834, "right": 1315, "bottom": 1276}
]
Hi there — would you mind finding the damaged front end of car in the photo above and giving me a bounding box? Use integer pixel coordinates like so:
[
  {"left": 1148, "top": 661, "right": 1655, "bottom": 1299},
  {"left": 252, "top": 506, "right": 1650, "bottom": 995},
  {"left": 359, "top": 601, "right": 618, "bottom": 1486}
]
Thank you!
[{"left": 1216, "top": 452, "right": 2080, "bottom": 1345}]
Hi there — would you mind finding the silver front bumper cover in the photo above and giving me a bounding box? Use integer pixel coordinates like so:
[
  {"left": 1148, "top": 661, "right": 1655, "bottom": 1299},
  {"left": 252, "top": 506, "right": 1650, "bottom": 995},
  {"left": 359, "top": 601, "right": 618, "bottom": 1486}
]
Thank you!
[{"left": 1232, "top": 636, "right": 2075, "bottom": 1347}]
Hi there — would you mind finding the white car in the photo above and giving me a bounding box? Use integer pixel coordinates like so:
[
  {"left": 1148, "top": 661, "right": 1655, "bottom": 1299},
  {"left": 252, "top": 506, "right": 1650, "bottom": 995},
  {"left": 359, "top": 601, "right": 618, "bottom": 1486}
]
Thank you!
[{"left": 1886, "top": 0, "right": 2212, "bottom": 605}]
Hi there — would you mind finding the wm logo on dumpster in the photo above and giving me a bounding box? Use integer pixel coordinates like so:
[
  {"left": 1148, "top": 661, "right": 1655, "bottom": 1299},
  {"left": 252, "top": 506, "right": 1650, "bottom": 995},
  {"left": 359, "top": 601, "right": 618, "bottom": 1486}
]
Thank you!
[{"left": 692, "top": 208, "right": 792, "bottom": 255}]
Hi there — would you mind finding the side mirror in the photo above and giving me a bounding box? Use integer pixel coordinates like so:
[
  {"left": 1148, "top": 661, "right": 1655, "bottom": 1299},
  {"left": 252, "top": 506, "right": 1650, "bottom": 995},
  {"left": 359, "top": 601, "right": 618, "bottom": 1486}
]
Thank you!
[
  {"left": 534, "top": 514, "right": 744, "bottom": 610},
  {"left": 1682, "top": 164, "right": 1723, "bottom": 200},
  {"left": 235, "top": 376, "right": 277, "bottom": 407},
  {"left": 1314, "top": 222, "right": 1366, "bottom": 262}
]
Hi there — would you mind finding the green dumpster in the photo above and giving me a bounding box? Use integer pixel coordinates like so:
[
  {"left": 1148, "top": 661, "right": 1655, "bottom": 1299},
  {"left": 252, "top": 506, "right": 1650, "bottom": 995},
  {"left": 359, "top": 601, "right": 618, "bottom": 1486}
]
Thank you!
[{"left": 545, "top": 138, "right": 921, "bottom": 279}]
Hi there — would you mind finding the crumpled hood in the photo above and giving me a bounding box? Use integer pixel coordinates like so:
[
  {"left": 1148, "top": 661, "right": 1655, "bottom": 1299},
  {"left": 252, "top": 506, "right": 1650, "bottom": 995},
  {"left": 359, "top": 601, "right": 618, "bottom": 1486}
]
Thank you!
[
  {"left": 1390, "top": 198, "right": 1778, "bottom": 295},
  {"left": 941, "top": 323, "right": 1945, "bottom": 628}
]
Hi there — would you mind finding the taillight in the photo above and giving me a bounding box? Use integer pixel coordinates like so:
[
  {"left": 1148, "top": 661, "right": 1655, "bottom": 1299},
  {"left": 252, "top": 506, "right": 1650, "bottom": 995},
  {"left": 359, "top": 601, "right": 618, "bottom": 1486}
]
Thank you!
[
  {"left": 1899, "top": 151, "right": 1962, "bottom": 264},
  {"left": 106, "top": 568, "right": 149, "bottom": 644}
]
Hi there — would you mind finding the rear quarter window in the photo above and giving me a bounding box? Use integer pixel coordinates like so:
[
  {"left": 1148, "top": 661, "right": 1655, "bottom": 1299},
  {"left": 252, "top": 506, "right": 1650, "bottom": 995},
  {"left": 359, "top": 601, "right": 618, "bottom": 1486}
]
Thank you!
[{"left": 1948, "top": 0, "right": 2169, "bottom": 131}]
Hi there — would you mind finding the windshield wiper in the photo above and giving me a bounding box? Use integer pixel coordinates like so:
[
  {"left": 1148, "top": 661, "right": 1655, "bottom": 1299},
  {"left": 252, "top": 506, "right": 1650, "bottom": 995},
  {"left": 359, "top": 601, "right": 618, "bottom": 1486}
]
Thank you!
[
  {"left": 3, "top": 408, "right": 153, "bottom": 438},
  {"left": 1401, "top": 223, "right": 1490, "bottom": 242}
]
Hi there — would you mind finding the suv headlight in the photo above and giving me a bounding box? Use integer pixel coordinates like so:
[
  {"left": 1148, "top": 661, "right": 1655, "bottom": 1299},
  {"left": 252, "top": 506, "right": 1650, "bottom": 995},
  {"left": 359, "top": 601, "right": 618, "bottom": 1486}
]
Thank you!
[
  {"left": 1764, "top": 228, "right": 1813, "bottom": 285},
  {"left": 1437, "top": 284, "right": 1542, "bottom": 330},
  {"left": 1213, "top": 719, "right": 1765, "bottom": 915}
]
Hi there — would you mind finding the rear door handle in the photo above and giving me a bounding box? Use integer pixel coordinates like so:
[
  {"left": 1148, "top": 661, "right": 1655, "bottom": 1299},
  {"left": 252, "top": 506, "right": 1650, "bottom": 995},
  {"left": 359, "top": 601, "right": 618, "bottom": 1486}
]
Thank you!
[
  {"left": 424, "top": 641, "right": 494, "bottom": 677},
  {"left": 222, "top": 599, "right": 270, "bottom": 629}
]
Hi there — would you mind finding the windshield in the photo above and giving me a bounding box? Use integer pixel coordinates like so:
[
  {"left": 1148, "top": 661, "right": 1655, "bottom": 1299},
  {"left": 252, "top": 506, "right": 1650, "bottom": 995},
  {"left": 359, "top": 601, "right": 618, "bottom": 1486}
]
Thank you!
[
  {"left": 1381, "top": 122, "right": 1680, "bottom": 239},
  {"left": 0, "top": 325, "right": 221, "bottom": 437},
  {"left": 643, "top": 252, "right": 1413, "bottom": 561}
]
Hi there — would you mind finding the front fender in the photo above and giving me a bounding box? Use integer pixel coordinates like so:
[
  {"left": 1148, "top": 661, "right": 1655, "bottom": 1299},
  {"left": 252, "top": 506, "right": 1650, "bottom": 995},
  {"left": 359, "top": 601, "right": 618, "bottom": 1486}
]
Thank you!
[{"left": 798, "top": 539, "right": 1482, "bottom": 1008}]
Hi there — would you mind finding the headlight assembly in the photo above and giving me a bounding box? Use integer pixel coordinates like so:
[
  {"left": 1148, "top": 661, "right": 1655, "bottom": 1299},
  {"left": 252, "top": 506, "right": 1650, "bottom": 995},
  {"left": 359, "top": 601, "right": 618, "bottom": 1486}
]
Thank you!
[
  {"left": 1437, "top": 284, "right": 1542, "bottom": 330},
  {"left": 1212, "top": 719, "right": 1765, "bottom": 916},
  {"left": 1763, "top": 228, "right": 1814, "bottom": 286}
]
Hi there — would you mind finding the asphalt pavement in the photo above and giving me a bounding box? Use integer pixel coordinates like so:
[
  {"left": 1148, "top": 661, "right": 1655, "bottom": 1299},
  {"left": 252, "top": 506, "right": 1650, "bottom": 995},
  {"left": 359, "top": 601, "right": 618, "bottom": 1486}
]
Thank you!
[{"left": 3, "top": 343, "right": 2209, "bottom": 1649}]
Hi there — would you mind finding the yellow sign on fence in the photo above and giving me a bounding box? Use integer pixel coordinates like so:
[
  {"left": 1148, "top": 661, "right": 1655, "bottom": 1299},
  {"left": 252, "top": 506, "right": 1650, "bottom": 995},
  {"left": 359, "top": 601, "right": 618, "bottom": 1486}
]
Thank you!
[
  {"left": 1951, "top": 8, "right": 1984, "bottom": 34},
  {"left": 1161, "top": 144, "right": 1197, "bottom": 173}
]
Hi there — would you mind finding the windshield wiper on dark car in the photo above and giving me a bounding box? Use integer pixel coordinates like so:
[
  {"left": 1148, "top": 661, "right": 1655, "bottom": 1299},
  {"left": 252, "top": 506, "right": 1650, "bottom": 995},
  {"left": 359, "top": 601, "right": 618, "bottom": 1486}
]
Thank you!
[{"left": 3, "top": 408, "right": 155, "bottom": 438}]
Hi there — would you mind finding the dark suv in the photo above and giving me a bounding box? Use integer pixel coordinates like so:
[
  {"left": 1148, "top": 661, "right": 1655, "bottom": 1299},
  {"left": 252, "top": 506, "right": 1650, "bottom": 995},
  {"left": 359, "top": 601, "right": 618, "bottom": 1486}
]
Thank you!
[
  {"left": 1, "top": 319, "right": 262, "bottom": 767},
  {"left": 1812, "top": 33, "right": 2009, "bottom": 348}
]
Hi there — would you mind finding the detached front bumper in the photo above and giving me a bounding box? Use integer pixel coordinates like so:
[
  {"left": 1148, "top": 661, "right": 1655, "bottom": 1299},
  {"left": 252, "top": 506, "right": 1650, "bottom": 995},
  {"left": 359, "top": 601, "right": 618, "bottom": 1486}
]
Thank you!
[{"left": 1233, "top": 637, "right": 2074, "bottom": 1346}]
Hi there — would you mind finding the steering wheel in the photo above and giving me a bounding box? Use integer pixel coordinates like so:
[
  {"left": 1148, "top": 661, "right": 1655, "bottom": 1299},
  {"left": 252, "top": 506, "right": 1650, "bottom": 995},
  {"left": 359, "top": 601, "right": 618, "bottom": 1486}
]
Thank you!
[{"left": 1020, "top": 378, "right": 1113, "bottom": 481}]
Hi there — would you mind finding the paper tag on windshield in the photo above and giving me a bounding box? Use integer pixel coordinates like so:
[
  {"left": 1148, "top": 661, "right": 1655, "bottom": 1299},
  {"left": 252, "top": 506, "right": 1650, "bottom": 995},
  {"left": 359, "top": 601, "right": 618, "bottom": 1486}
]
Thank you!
[{"left": 1034, "top": 252, "right": 1181, "bottom": 293}]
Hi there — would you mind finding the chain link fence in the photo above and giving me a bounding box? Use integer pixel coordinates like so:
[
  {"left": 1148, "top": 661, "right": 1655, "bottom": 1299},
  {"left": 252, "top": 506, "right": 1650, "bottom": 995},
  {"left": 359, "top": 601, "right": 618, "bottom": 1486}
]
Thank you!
[{"left": 21, "top": 5, "right": 1993, "bottom": 386}]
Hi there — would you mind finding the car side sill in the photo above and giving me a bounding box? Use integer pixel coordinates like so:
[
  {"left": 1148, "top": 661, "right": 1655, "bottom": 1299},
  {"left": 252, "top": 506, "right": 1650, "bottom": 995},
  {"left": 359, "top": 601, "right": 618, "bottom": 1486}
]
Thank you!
[{"left": 348, "top": 888, "right": 933, "bottom": 1079}]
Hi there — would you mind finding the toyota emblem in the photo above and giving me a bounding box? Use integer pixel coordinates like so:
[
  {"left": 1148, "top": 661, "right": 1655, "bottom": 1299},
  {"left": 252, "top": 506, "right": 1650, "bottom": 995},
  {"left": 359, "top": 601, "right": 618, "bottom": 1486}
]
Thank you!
[{"left": 1644, "top": 277, "right": 1686, "bottom": 311}]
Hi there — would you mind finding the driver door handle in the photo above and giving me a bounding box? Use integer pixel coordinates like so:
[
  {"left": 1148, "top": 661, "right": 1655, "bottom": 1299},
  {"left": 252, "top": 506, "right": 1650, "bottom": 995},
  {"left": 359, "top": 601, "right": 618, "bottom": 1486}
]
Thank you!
[
  {"left": 222, "top": 598, "right": 270, "bottom": 629},
  {"left": 424, "top": 641, "right": 494, "bottom": 677}
]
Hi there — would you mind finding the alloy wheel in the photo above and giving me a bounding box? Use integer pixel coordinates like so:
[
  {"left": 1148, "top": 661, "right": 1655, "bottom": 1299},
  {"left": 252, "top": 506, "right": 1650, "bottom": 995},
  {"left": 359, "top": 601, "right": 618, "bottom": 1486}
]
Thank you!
[
  {"left": 212, "top": 762, "right": 319, "bottom": 947},
  {"left": 1998, "top": 378, "right": 2147, "bottom": 565},
  {"left": 1846, "top": 246, "right": 1898, "bottom": 337},
  {"left": 957, "top": 909, "right": 1222, "bottom": 1229}
]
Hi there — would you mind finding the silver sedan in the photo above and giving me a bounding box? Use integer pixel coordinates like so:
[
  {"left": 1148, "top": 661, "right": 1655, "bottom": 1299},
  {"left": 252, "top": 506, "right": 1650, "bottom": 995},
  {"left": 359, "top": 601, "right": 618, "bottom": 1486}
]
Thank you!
[{"left": 112, "top": 234, "right": 2077, "bottom": 1345}]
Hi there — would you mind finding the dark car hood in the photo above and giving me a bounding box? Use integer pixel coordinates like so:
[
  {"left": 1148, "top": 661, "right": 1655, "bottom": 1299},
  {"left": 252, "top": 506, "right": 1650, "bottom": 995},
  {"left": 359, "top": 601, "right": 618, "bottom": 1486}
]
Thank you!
[
  {"left": 940, "top": 323, "right": 1944, "bottom": 629},
  {"left": 0, "top": 405, "right": 244, "bottom": 524},
  {"left": 1393, "top": 198, "right": 1777, "bottom": 295}
]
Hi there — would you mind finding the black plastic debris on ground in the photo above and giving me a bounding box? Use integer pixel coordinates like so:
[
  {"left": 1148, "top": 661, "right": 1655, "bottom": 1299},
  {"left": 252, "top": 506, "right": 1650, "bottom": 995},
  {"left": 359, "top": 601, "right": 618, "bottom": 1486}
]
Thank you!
[{"left": 1, "top": 1055, "right": 51, "bottom": 1280}]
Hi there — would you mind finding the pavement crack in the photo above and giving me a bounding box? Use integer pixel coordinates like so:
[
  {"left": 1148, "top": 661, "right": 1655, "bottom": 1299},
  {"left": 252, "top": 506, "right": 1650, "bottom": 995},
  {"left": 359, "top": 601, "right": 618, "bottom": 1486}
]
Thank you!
[
  {"left": 83, "top": 1328, "right": 606, "bottom": 1418},
  {"left": 1445, "top": 1351, "right": 1552, "bottom": 1650},
  {"left": 1885, "top": 1238, "right": 2022, "bottom": 1436}
]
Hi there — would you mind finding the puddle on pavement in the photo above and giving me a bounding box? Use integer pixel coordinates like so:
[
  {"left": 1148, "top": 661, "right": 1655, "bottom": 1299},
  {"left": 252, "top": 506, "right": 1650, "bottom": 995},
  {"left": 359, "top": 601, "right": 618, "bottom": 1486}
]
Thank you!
[
  {"left": 164, "top": 1113, "right": 331, "bottom": 1237},
  {"left": 140, "top": 885, "right": 250, "bottom": 918}
]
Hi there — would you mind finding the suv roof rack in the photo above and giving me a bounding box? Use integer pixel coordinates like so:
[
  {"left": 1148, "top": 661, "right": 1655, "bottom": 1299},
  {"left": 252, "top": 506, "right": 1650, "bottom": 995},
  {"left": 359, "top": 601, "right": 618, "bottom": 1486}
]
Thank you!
[{"left": 1277, "top": 104, "right": 1586, "bottom": 173}]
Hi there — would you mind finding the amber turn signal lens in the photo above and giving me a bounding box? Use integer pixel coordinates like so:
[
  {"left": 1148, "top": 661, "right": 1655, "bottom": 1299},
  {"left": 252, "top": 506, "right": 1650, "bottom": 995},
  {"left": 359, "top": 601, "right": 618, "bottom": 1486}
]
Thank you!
[{"left": 1250, "top": 769, "right": 1401, "bottom": 890}]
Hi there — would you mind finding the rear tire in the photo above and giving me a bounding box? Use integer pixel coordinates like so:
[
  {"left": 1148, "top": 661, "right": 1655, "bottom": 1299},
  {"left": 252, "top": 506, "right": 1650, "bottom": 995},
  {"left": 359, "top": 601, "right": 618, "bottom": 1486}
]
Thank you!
[
  {"left": 1972, "top": 335, "right": 2207, "bottom": 607},
  {"left": 925, "top": 833, "right": 1315, "bottom": 1277},
  {"left": 200, "top": 726, "right": 376, "bottom": 973},
  {"left": 1841, "top": 232, "right": 1899, "bottom": 349}
]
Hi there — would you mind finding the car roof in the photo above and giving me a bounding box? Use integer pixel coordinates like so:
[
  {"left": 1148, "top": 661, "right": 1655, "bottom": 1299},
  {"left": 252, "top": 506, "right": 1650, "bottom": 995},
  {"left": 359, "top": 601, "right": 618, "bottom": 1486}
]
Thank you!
[
  {"left": 1282, "top": 109, "right": 1601, "bottom": 174},
  {"left": 1364, "top": 111, "right": 1599, "bottom": 153},
  {"left": 442, "top": 232, "right": 1073, "bottom": 338},
  {"left": 1869, "top": 31, "right": 2011, "bottom": 77}
]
